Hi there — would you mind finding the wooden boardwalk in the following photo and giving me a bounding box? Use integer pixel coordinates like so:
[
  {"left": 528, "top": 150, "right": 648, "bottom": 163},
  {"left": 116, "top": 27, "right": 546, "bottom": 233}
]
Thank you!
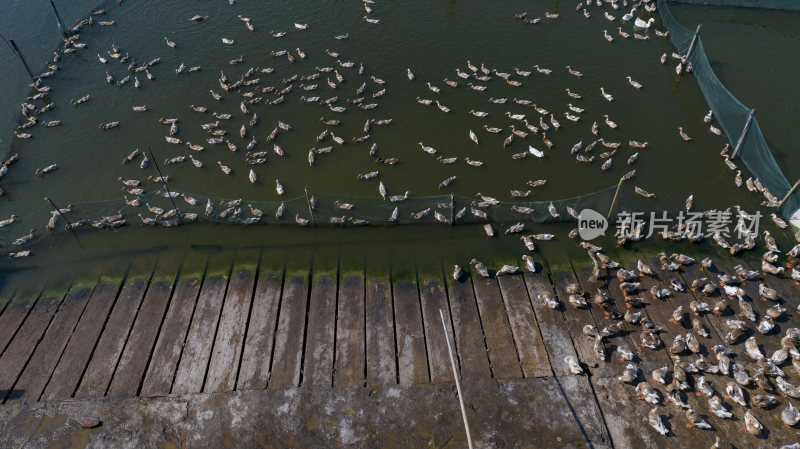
[{"left": 1, "top": 251, "right": 800, "bottom": 448}]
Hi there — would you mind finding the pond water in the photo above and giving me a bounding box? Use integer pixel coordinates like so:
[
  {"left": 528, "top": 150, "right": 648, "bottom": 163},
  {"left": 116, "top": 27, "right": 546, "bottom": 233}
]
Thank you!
[{"left": 0, "top": 0, "right": 798, "bottom": 290}]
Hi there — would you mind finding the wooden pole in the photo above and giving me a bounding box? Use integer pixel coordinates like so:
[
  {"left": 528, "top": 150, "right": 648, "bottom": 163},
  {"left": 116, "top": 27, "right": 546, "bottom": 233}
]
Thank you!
[
  {"left": 44, "top": 196, "right": 72, "bottom": 225},
  {"left": 304, "top": 186, "right": 316, "bottom": 226},
  {"left": 439, "top": 309, "right": 473, "bottom": 449},
  {"left": 607, "top": 177, "right": 625, "bottom": 219},
  {"left": 147, "top": 147, "right": 183, "bottom": 225},
  {"left": 0, "top": 34, "right": 35, "bottom": 79},
  {"left": 47, "top": 0, "right": 68, "bottom": 37},
  {"left": 683, "top": 24, "right": 702, "bottom": 63},
  {"left": 450, "top": 193, "right": 455, "bottom": 225},
  {"left": 730, "top": 109, "right": 756, "bottom": 161},
  {"left": 778, "top": 179, "right": 800, "bottom": 209}
]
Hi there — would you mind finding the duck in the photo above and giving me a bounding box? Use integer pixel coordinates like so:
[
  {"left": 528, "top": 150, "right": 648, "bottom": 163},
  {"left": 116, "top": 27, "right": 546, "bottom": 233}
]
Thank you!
[
  {"left": 506, "top": 112, "right": 526, "bottom": 121},
  {"left": 678, "top": 127, "right": 692, "bottom": 141},
  {"left": 469, "top": 130, "right": 479, "bottom": 144},
  {"left": 566, "top": 66, "right": 583, "bottom": 78},
  {"left": 565, "top": 88, "right": 581, "bottom": 99},
  {"left": 165, "top": 37, "right": 176, "bottom": 48},
  {"left": 634, "top": 17, "right": 655, "bottom": 29},
  {"left": 603, "top": 29, "right": 614, "bottom": 43},
  {"left": 470, "top": 259, "right": 490, "bottom": 278},
  {"left": 470, "top": 110, "right": 488, "bottom": 118},
  {"left": 600, "top": 87, "right": 614, "bottom": 102},
  {"left": 622, "top": 7, "right": 635, "bottom": 21},
  {"left": 407, "top": 68, "right": 414, "bottom": 80},
  {"left": 617, "top": 27, "right": 630, "bottom": 39},
  {"left": 426, "top": 82, "right": 440, "bottom": 94},
  {"left": 626, "top": 76, "right": 643, "bottom": 89},
  {"left": 533, "top": 64, "right": 551, "bottom": 75},
  {"left": 483, "top": 125, "right": 502, "bottom": 133},
  {"left": 603, "top": 114, "right": 617, "bottom": 129},
  {"left": 221, "top": 37, "right": 235, "bottom": 45},
  {"left": 294, "top": 23, "right": 309, "bottom": 30},
  {"left": 435, "top": 101, "right": 450, "bottom": 113}
]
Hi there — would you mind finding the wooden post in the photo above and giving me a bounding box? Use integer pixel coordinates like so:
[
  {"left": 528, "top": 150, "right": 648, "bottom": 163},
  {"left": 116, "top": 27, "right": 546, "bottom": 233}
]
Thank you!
[
  {"left": 304, "top": 186, "right": 316, "bottom": 226},
  {"left": 0, "top": 34, "right": 34, "bottom": 79},
  {"left": 147, "top": 147, "right": 183, "bottom": 225},
  {"left": 778, "top": 179, "right": 800, "bottom": 209},
  {"left": 607, "top": 177, "right": 625, "bottom": 219},
  {"left": 44, "top": 196, "right": 72, "bottom": 226},
  {"left": 730, "top": 109, "right": 756, "bottom": 161},
  {"left": 48, "top": 0, "right": 68, "bottom": 37},
  {"left": 683, "top": 24, "right": 702, "bottom": 63},
  {"left": 450, "top": 193, "right": 455, "bottom": 225},
  {"left": 440, "top": 309, "right": 473, "bottom": 449}
]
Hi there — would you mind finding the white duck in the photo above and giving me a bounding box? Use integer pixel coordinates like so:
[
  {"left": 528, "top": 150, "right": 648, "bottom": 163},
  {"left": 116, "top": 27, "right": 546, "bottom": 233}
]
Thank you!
[
  {"left": 634, "top": 17, "right": 655, "bottom": 29},
  {"left": 622, "top": 7, "right": 635, "bottom": 21}
]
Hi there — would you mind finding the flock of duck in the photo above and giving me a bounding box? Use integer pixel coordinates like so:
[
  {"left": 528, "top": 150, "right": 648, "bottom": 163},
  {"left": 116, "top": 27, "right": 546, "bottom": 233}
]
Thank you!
[
  {"left": 2, "top": 1, "right": 800, "bottom": 446},
  {"left": 0, "top": 0, "right": 792, "bottom": 279}
]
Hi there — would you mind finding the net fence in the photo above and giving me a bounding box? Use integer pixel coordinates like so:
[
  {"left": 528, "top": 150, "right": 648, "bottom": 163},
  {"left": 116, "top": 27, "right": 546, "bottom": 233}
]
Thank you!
[
  {"left": 666, "top": 0, "right": 800, "bottom": 10},
  {"left": 659, "top": 0, "right": 800, "bottom": 219},
  {"left": 0, "top": 184, "right": 621, "bottom": 252}
]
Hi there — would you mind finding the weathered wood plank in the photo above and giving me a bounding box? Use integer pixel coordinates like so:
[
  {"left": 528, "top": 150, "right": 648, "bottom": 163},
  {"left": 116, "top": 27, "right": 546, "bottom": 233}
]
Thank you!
[
  {"left": 444, "top": 274, "right": 491, "bottom": 381},
  {"left": 75, "top": 279, "right": 150, "bottom": 399},
  {"left": 472, "top": 275, "right": 523, "bottom": 379},
  {"left": 392, "top": 280, "right": 428, "bottom": 385},
  {"left": 0, "top": 290, "right": 65, "bottom": 402},
  {"left": 418, "top": 278, "right": 454, "bottom": 383},
  {"left": 140, "top": 270, "right": 204, "bottom": 397},
  {"left": 204, "top": 267, "right": 256, "bottom": 393},
  {"left": 497, "top": 275, "right": 551, "bottom": 378},
  {"left": 41, "top": 280, "right": 122, "bottom": 401},
  {"left": 0, "top": 294, "right": 31, "bottom": 358},
  {"left": 302, "top": 274, "right": 337, "bottom": 387},
  {"left": 552, "top": 270, "right": 607, "bottom": 373},
  {"left": 334, "top": 274, "right": 366, "bottom": 387},
  {"left": 523, "top": 272, "right": 575, "bottom": 377},
  {"left": 11, "top": 287, "right": 94, "bottom": 403},
  {"left": 365, "top": 278, "right": 396, "bottom": 385},
  {"left": 523, "top": 271, "right": 613, "bottom": 448},
  {"left": 107, "top": 264, "right": 178, "bottom": 397},
  {"left": 268, "top": 273, "right": 309, "bottom": 389},
  {"left": 237, "top": 269, "right": 284, "bottom": 391},
  {"left": 172, "top": 273, "right": 230, "bottom": 395}
]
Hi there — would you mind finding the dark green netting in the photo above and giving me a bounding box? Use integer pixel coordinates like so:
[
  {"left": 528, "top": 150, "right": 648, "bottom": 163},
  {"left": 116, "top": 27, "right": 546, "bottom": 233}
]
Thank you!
[
  {"left": 668, "top": 0, "right": 800, "bottom": 10},
  {"left": 658, "top": 0, "right": 800, "bottom": 219}
]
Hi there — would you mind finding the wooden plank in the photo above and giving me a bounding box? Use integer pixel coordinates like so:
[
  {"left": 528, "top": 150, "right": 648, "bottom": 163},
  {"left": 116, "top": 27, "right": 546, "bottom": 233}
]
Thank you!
[
  {"left": 471, "top": 275, "right": 523, "bottom": 379},
  {"left": 524, "top": 271, "right": 613, "bottom": 448},
  {"left": 418, "top": 278, "right": 454, "bottom": 383},
  {"left": 140, "top": 268, "right": 204, "bottom": 397},
  {"left": 552, "top": 270, "right": 608, "bottom": 373},
  {"left": 74, "top": 279, "right": 150, "bottom": 399},
  {"left": 237, "top": 269, "right": 284, "bottom": 391},
  {"left": 11, "top": 287, "right": 94, "bottom": 403},
  {"left": 107, "top": 264, "right": 179, "bottom": 397},
  {"left": 41, "top": 280, "right": 122, "bottom": 401},
  {"left": 392, "top": 280, "right": 428, "bottom": 385},
  {"left": 0, "top": 290, "right": 65, "bottom": 402},
  {"left": 365, "top": 278, "right": 396, "bottom": 385},
  {"left": 334, "top": 274, "right": 366, "bottom": 387},
  {"left": 523, "top": 272, "right": 573, "bottom": 376},
  {"left": 496, "top": 275, "right": 551, "bottom": 378},
  {"left": 171, "top": 272, "right": 230, "bottom": 395},
  {"left": 303, "top": 275, "right": 336, "bottom": 387},
  {"left": 205, "top": 265, "right": 256, "bottom": 393},
  {"left": 0, "top": 294, "right": 30, "bottom": 357},
  {"left": 268, "top": 273, "right": 309, "bottom": 389},
  {"left": 443, "top": 274, "right": 491, "bottom": 381}
]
